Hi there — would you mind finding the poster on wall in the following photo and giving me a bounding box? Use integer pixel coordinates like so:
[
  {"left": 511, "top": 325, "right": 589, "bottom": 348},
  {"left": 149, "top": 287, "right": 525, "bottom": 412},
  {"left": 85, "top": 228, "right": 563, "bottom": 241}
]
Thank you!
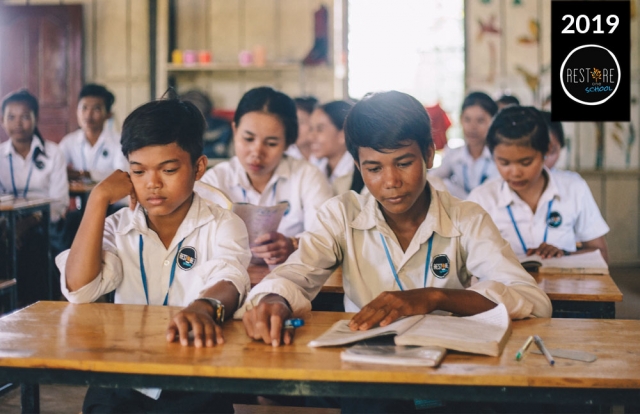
[{"left": 551, "top": 1, "right": 630, "bottom": 122}]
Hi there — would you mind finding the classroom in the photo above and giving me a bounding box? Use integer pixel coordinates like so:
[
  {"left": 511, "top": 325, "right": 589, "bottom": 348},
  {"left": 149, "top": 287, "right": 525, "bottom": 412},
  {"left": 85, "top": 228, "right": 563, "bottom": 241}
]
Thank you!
[{"left": 0, "top": 0, "right": 639, "bottom": 413}]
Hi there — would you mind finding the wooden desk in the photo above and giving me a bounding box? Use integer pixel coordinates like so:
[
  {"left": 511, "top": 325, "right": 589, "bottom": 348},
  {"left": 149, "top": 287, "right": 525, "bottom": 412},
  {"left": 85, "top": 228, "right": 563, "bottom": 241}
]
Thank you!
[
  {"left": 532, "top": 271, "right": 622, "bottom": 319},
  {"left": 248, "top": 264, "right": 621, "bottom": 318},
  {"left": 68, "top": 181, "right": 96, "bottom": 211},
  {"left": 0, "top": 198, "right": 52, "bottom": 304},
  {"left": 1, "top": 302, "right": 639, "bottom": 413}
]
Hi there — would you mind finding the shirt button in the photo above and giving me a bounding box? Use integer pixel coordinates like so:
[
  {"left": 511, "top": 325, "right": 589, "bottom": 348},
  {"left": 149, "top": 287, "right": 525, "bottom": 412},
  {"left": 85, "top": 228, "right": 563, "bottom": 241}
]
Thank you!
[{"left": 164, "top": 260, "right": 170, "bottom": 266}]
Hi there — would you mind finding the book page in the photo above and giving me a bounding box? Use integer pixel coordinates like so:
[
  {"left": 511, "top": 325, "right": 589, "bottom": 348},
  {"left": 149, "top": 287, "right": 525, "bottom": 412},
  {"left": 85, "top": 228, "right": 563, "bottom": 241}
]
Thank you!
[
  {"left": 232, "top": 202, "right": 288, "bottom": 264},
  {"left": 394, "top": 304, "right": 511, "bottom": 356},
  {"left": 517, "top": 250, "right": 608, "bottom": 274},
  {"left": 307, "top": 315, "right": 424, "bottom": 348}
]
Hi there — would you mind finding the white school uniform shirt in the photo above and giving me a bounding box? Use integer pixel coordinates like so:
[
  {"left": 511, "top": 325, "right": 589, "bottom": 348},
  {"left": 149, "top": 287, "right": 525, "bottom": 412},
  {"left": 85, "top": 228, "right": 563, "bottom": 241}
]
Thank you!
[
  {"left": 431, "top": 145, "right": 499, "bottom": 199},
  {"left": 56, "top": 193, "right": 252, "bottom": 306},
  {"left": 58, "top": 127, "right": 128, "bottom": 182},
  {"left": 316, "top": 151, "right": 355, "bottom": 195},
  {"left": 0, "top": 137, "right": 69, "bottom": 222},
  {"left": 199, "top": 155, "right": 333, "bottom": 238},
  {"left": 237, "top": 185, "right": 552, "bottom": 320},
  {"left": 467, "top": 168, "right": 609, "bottom": 255}
]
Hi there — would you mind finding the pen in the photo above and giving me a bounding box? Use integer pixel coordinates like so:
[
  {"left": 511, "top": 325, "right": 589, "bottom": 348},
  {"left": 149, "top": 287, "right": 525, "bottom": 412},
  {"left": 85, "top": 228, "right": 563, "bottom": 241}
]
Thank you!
[
  {"left": 515, "top": 335, "right": 534, "bottom": 361},
  {"left": 283, "top": 318, "right": 304, "bottom": 329},
  {"left": 533, "top": 335, "right": 555, "bottom": 366}
]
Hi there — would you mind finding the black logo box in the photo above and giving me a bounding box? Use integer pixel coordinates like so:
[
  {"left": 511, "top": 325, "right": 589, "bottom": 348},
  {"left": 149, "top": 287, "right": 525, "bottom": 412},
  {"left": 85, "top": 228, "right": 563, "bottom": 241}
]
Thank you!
[{"left": 551, "top": 1, "right": 630, "bottom": 122}]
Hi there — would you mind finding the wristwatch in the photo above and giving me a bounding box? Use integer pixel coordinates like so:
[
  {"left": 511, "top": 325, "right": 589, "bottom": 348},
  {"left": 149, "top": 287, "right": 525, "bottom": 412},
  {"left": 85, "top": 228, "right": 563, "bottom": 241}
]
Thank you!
[{"left": 191, "top": 297, "right": 225, "bottom": 324}]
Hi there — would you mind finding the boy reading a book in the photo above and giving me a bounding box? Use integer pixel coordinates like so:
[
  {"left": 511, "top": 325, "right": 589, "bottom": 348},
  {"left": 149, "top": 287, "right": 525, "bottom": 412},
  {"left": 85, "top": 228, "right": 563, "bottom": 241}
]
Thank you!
[
  {"left": 56, "top": 94, "right": 251, "bottom": 413},
  {"left": 240, "top": 90, "right": 551, "bottom": 412}
]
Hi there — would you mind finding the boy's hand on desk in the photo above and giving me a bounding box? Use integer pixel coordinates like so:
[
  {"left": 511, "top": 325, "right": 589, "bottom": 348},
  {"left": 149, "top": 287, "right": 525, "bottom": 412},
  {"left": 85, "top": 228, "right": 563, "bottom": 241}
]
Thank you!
[
  {"left": 242, "top": 294, "right": 293, "bottom": 347},
  {"left": 251, "top": 232, "right": 294, "bottom": 265},
  {"left": 167, "top": 301, "right": 223, "bottom": 348},
  {"left": 527, "top": 243, "right": 564, "bottom": 259},
  {"left": 349, "top": 289, "right": 436, "bottom": 331},
  {"left": 93, "top": 170, "right": 137, "bottom": 209}
]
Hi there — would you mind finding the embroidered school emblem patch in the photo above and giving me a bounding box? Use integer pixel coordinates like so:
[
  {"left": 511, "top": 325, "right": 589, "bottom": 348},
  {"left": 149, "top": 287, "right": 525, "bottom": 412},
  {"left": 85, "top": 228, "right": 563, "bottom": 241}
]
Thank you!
[
  {"left": 431, "top": 255, "right": 450, "bottom": 279},
  {"left": 547, "top": 212, "right": 563, "bottom": 228},
  {"left": 102, "top": 149, "right": 109, "bottom": 157},
  {"left": 177, "top": 246, "right": 197, "bottom": 270}
]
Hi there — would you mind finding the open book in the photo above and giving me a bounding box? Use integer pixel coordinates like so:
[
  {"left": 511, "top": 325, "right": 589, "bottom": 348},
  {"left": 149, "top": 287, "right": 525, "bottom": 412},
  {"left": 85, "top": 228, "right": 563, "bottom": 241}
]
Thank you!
[
  {"left": 518, "top": 249, "right": 608, "bottom": 274},
  {"left": 309, "top": 304, "right": 512, "bottom": 357},
  {"left": 232, "top": 202, "right": 289, "bottom": 264}
]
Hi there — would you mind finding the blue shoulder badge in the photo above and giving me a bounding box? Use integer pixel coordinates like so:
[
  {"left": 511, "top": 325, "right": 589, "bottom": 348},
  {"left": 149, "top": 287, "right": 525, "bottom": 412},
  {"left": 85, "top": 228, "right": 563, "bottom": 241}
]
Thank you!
[
  {"left": 431, "top": 254, "right": 450, "bottom": 279},
  {"left": 177, "top": 246, "right": 197, "bottom": 270},
  {"left": 547, "top": 211, "right": 562, "bottom": 228}
]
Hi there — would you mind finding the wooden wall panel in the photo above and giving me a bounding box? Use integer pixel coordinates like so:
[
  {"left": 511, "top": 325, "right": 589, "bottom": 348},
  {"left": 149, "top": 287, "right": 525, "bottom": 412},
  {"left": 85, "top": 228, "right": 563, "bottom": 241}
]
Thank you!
[{"left": 604, "top": 177, "right": 640, "bottom": 264}]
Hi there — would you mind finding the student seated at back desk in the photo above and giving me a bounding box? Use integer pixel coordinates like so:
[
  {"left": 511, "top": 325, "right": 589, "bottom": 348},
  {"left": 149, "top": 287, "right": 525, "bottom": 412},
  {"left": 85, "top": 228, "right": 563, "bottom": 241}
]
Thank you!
[
  {"left": 239, "top": 91, "right": 552, "bottom": 414},
  {"left": 431, "top": 91, "right": 500, "bottom": 199},
  {"left": 59, "top": 84, "right": 128, "bottom": 248},
  {"left": 310, "top": 100, "right": 356, "bottom": 195},
  {"left": 285, "top": 96, "right": 319, "bottom": 162},
  {"left": 200, "top": 86, "right": 333, "bottom": 266},
  {"left": 467, "top": 106, "right": 609, "bottom": 262},
  {"left": 180, "top": 89, "right": 233, "bottom": 159},
  {"left": 55, "top": 93, "right": 251, "bottom": 413},
  {"left": 0, "top": 90, "right": 69, "bottom": 306}
]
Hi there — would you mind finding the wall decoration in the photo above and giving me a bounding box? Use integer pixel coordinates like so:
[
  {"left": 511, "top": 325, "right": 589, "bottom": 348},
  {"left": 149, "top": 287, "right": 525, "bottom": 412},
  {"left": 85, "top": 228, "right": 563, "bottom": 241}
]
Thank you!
[{"left": 517, "top": 19, "right": 539, "bottom": 44}]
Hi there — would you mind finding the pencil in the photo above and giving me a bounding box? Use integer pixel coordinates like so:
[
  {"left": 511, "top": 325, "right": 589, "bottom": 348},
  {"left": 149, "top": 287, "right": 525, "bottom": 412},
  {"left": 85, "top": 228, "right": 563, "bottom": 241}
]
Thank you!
[
  {"left": 533, "top": 335, "right": 555, "bottom": 366},
  {"left": 515, "top": 335, "right": 534, "bottom": 361}
]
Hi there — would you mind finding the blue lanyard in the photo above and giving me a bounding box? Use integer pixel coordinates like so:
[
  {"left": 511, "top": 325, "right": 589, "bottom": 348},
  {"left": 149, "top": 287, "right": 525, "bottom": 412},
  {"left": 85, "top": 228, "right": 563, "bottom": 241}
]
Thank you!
[
  {"left": 138, "top": 235, "right": 184, "bottom": 305},
  {"left": 8, "top": 153, "right": 35, "bottom": 198},
  {"left": 379, "top": 233, "right": 434, "bottom": 291},
  {"left": 81, "top": 139, "right": 105, "bottom": 171},
  {"left": 462, "top": 158, "right": 490, "bottom": 193},
  {"left": 506, "top": 199, "right": 554, "bottom": 254}
]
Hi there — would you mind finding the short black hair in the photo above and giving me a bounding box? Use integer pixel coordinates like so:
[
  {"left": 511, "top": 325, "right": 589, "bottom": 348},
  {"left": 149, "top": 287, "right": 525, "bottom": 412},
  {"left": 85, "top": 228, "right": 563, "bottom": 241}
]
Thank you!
[
  {"left": 79, "top": 84, "right": 115, "bottom": 112},
  {"left": 293, "top": 96, "right": 319, "bottom": 115},
  {"left": 461, "top": 91, "right": 499, "bottom": 117},
  {"left": 234, "top": 86, "right": 298, "bottom": 147},
  {"left": 318, "top": 100, "right": 354, "bottom": 131},
  {"left": 121, "top": 94, "right": 205, "bottom": 164},
  {"left": 496, "top": 94, "right": 520, "bottom": 107},
  {"left": 540, "top": 110, "right": 565, "bottom": 148},
  {"left": 486, "top": 106, "right": 549, "bottom": 155},
  {"left": 344, "top": 90, "right": 432, "bottom": 164}
]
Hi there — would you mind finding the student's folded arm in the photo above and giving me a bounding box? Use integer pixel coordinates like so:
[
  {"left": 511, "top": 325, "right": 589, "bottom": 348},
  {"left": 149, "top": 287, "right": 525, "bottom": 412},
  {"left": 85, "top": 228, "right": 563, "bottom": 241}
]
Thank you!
[
  {"left": 57, "top": 214, "right": 124, "bottom": 303},
  {"left": 199, "top": 210, "right": 252, "bottom": 309},
  {"left": 235, "top": 199, "right": 345, "bottom": 319},
  {"left": 459, "top": 202, "right": 553, "bottom": 319}
]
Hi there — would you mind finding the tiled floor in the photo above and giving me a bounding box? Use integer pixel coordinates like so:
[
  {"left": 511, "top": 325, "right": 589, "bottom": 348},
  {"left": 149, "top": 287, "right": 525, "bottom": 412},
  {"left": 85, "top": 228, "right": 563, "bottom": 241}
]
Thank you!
[{"left": 0, "top": 266, "right": 638, "bottom": 413}]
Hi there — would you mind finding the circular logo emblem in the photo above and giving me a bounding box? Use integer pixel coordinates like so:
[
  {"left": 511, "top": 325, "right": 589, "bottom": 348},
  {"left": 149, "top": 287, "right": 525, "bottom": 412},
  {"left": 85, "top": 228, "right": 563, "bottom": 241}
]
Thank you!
[
  {"left": 102, "top": 149, "right": 109, "bottom": 157},
  {"left": 34, "top": 160, "right": 45, "bottom": 170},
  {"left": 547, "top": 212, "right": 563, "bottom": 228},
  {"left": 560, "top": 44, "right": 620, "bottom": 106},
  {"left": 431, "top": 254, "right": 450, "bottom": 279},
  {"left": 177, "top": 246, "right": 197, "bottom": 270}
]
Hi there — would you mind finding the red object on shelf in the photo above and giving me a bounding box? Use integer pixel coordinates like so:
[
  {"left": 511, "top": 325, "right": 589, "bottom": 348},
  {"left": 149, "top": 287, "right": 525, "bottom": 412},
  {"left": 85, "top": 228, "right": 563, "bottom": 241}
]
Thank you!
[
  {"left": 425, "top": 103, "right": 451, "bottom": 151},
  {"left": 212, "top": 109, "right": 235, "bottom": 123}
]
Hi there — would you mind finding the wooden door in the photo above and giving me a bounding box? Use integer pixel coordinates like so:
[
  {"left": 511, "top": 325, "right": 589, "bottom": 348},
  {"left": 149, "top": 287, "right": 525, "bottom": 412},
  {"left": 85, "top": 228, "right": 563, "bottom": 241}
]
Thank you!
[{"left": 0, "top": 5, "right": 83, "bottom": 144}]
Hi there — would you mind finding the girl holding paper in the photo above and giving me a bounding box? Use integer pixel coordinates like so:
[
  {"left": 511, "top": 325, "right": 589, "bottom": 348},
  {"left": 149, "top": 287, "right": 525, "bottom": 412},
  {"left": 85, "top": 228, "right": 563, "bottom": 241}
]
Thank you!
[{"left": 200, "top": 87, "right": 333, "bottom": 265}]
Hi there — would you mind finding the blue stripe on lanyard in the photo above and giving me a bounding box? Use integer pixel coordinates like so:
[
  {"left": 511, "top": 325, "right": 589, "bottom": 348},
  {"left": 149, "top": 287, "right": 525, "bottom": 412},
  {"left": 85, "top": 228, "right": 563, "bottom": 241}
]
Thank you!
[
  {"left": 462, "top": 158, "right": 490, "bottom": 194},
  {"left": 507, "top": 199, "right": 554, "bottom": 254},
  {"left": 139, "top": 235, "right": 184, "bottom": 305},
  {"left": 8, "top": 153, "right": 34, "bottom": 198},
  {"left": 379, "top": 233, "right": 434, "bottom": 291}
]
